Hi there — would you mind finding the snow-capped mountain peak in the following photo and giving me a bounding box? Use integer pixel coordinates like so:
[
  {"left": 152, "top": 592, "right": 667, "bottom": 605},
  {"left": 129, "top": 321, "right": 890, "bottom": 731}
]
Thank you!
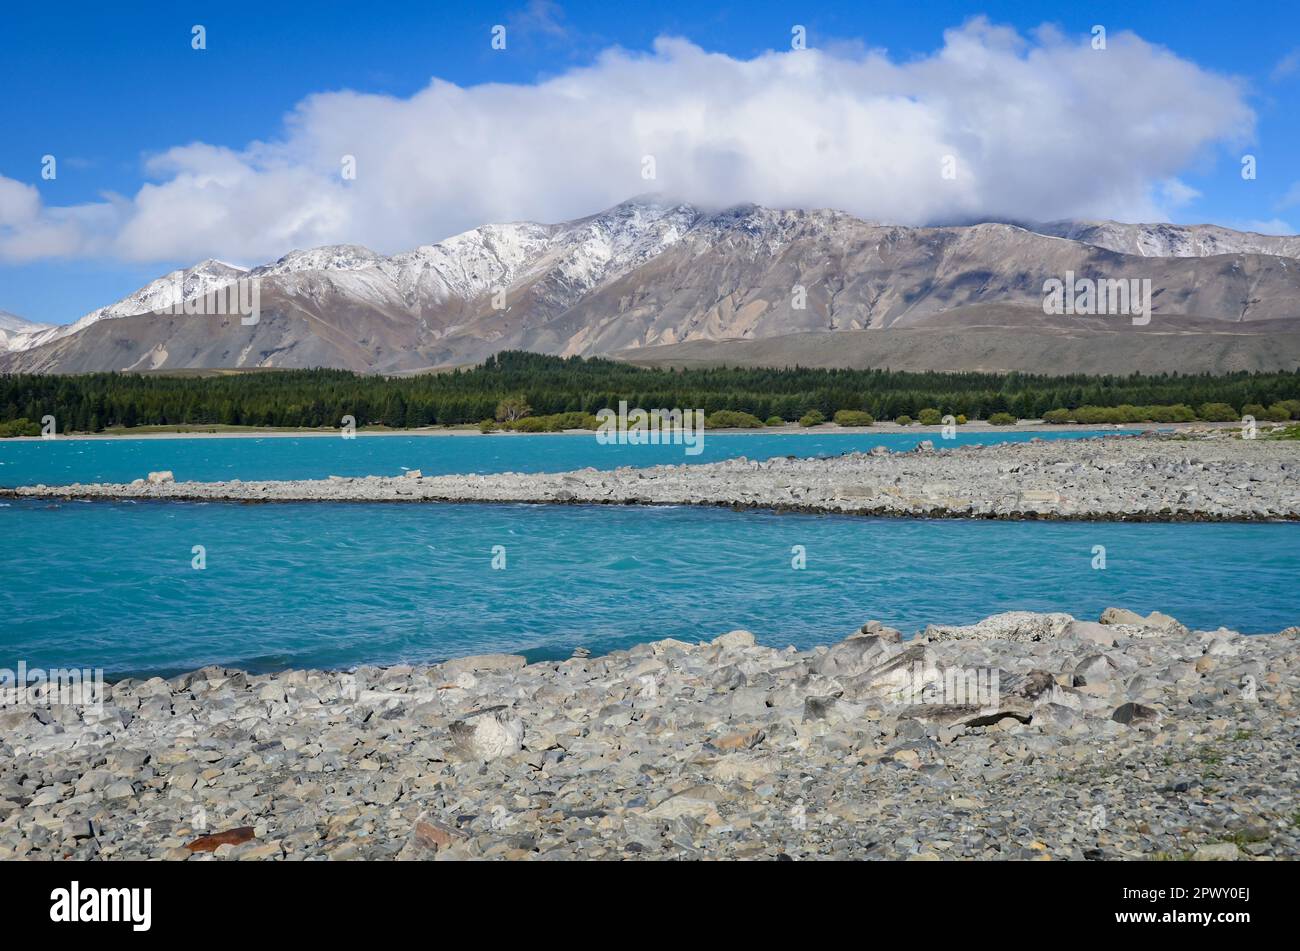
[
  {"left": 73, "top": 259, "right": 250, "bottom": 327},
  {"left": 385, "top": 222, "right": 559, "bottom": 303},
  {"left": 0, "top": 260, "right": 254, "bottom": 354},
  {"left": 252, "top": 245, "right": 385, "bottom": 277},
  {"left": 0, "top": 310, "right": 55, "bottom": 352}
]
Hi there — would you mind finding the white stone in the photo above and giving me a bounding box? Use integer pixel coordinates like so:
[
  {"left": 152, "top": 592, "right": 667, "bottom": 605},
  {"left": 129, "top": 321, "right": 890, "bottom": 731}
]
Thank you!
[{"left": 449, "top": 707, "right": 524, "bottom": 761}]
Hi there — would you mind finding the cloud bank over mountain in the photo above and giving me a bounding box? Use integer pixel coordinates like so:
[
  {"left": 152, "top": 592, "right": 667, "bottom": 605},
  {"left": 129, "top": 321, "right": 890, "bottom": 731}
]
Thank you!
[{"left": 0, "top": 19, "right": 1255, "bottom": 265}]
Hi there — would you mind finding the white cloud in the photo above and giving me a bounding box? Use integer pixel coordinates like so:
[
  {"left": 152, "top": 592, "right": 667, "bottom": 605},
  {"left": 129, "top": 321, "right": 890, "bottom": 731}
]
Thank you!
[
  {"left": 1235, "top": 218, "right": 1295, "bottom": 236},
  {"left": 1157, "top": 178, "right": 1201, "bottom": 208},
  {"left": 1271, "top": 48, "right": 1300, "bottom": 81},
  {"left": 508, "top": 0, "right": 569, "bottom": 40},
  {"left": 0, "top": 19, "right": 1256, "bottom": 265},
  {"left": 0, "top": 177, "right": 123, "bottom": 261},
  {"left": 0, "top": 177, "right": 42, "bottom": 227}
]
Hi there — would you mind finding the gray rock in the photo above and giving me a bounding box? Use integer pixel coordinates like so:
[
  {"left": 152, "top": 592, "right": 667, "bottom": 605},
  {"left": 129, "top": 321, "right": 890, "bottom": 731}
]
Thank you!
[
  {"left": 1073, "top": 654, "right": 1120, "bottom": 686},
  {"left": 712, "top": 630, "right": 756, "bottom": 649},
  {"left": 1065, "top": 620, "right": 1117, "bottom": 648},
  {"left": 1100, "top": 607, "right": 1147, "bottom": 626},
  {"left": 1111, "top": 702, "right": 1161, "bottom": 726},
  {"left": 1193, "top": 842, "right": 1241, "bottom": 861}
]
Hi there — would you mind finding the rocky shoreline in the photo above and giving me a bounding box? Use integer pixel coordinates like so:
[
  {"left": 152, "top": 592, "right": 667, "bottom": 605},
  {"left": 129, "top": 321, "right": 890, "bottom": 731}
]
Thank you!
[
  {"left": 1, "top": 608, "right": 1295, "bottom": 861},
  {"left": 4, "top": 433, "right": 1298, "bottom": 521}
]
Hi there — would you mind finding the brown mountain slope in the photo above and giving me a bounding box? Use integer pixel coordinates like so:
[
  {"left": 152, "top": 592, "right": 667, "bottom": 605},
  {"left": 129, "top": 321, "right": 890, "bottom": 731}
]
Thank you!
[
  {"left": 617, "top": 308, "right": 1300, "bottom": 376},
  {"left": 4, "top": 201, "right": 1299, "bottom": 375}
]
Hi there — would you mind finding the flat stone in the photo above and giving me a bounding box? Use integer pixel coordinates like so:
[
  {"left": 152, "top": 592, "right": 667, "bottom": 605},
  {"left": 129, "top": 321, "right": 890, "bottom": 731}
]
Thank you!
[
  {"left": 409, "top": 816, "right": 464, "bottom": 853},
  {"left": 439, "top": 653, "right": 526, "bottom": 676},
  {"left": 1193, "top": 842, "right": 1241, "bottom": 861},
  {"left": 186, "top": 827, "right": 255, "bottom": 852},
  {"left": 709, "top": 728, "right": 765, "bottom": 751},
  {"left": 1112, "top": 702, "right": 1161, "bottom": 726}
]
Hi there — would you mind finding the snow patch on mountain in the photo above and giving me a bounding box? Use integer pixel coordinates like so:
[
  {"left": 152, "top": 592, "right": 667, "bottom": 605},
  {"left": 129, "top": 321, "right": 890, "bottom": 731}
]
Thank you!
[
  {"left": 0, "top": 310, "right": 55, "bottom": 353},
  {"left": 1035, "top": 220, "right": 1300, "bottom": 260},
  {"left": 0, "top": 310, "right": 50, "bottom": 333},
  {"left": 252, "top": 245, "right": 385, "bottom": 276},
  {"left": 376, "top": 200, "right": 701, "bottom": 308},
  {"left": 558, "top": 201, "right": 698, "bottom": 279},
  {"left": 384, "top": 223, "right": 558, "bottom": 305}
]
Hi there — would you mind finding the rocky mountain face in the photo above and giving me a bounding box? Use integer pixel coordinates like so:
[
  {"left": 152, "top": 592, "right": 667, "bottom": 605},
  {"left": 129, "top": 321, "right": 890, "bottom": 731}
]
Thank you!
[
  {"left": 3, "top": 200, "right": 1298, "bottom": 375},
  {"left": 1033, "top": 220, "right": 1300, "bottom": 259}
]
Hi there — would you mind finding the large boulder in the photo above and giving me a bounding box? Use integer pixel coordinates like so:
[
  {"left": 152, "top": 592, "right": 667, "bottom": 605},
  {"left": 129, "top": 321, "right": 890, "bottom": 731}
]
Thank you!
[
  {"left": 711, "top": 629, "right": 756, "bottom": 650},
  {"left": 923, "top": 611, "right": 1073, "bottom": 643},
  {"left": 841, "top": 643, "right": 939, "bottom": 703},
  {"left": 1100, "top": 607, "right": 1187, "bottom": 634},
  {"left": 448, "top": 706, "right": 524, "bottom": 760},
  {"left": 1111, "top": 702, "right": 1162, "bottom": 727},
  {"left": 900, "top": 668, "right": 1058, "bottom": 732},
  {"left": 1063, "top": 620, "right": 1118, "bottom": 648},
  {"left": 810, "top": 634, "right": 891, "bottom": 678},
  {"left": 1072, "top": 654, "right": 1120, "bottom": 687},
  {"left": 1099, "top": 607, "right": 1144, "bottom": 625}
]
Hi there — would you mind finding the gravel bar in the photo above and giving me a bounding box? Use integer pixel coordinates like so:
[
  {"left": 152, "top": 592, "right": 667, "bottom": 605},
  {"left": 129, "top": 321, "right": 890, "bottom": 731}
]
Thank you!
[{"left": 4, "top": 433, "right": 1298, "bottom": 521}]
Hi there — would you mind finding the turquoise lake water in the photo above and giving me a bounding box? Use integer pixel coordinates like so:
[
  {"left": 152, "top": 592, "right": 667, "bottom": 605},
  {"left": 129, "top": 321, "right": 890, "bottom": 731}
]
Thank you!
[
  {"left": 2, "top": 499, "right": 1295, "bottom": 677},
  {"left": 0, "top": 429, "right": 1138, "bottom": 487}
]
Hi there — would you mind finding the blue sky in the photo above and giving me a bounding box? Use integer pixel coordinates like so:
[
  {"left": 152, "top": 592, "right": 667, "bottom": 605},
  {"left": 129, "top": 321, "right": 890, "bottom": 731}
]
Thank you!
[{"left": 2, "top": 0, "right": 1297, "bottom": 324}]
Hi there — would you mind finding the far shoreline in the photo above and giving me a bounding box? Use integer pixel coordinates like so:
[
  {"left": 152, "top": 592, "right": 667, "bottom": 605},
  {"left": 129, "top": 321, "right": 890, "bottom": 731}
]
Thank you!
[{"left": 0, "top": 420, "right": 1215, "bottom": 443}]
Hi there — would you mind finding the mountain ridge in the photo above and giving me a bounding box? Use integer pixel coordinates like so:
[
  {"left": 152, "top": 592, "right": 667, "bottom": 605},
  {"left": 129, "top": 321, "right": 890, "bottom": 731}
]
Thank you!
[{"left": 3, "top": 199, "right": 1298, "bottom": 375}]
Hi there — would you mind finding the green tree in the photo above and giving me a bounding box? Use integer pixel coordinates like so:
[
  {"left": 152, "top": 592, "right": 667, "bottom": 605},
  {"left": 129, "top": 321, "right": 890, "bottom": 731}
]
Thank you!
[{"left": 495, "top": 395, "right": 533, "bottom": 422}]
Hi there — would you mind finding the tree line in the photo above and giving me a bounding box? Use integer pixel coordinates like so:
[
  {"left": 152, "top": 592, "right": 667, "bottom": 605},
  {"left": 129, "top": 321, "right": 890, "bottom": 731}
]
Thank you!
[{"left": 2, "top": 352, "right": 1300, "bottom": 433}]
